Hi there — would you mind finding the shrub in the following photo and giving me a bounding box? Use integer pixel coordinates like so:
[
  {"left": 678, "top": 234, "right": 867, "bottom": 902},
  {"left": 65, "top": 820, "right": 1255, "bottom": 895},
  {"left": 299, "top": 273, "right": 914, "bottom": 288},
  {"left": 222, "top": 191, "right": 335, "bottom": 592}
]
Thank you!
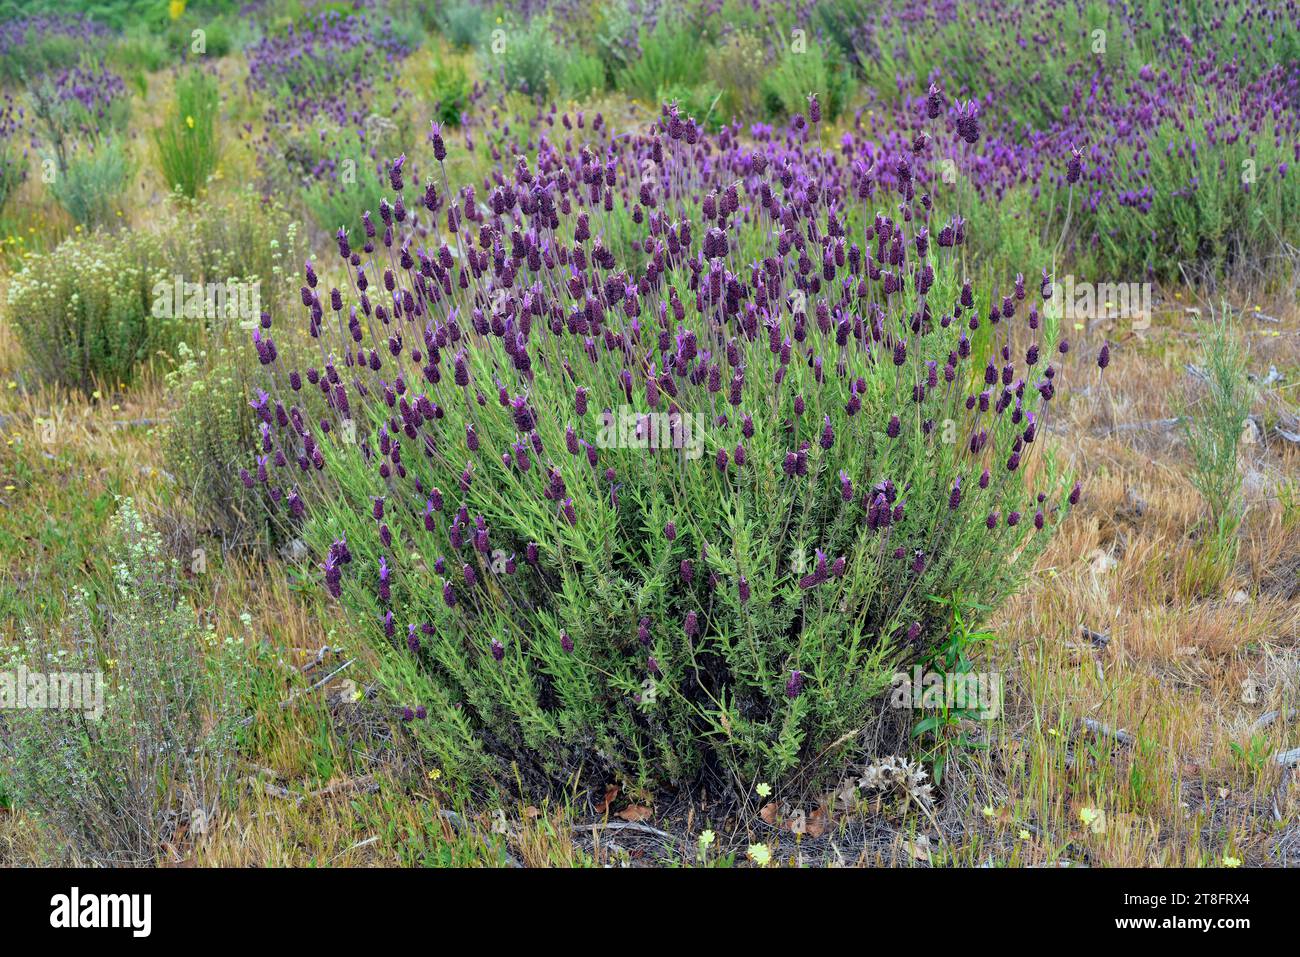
[
  {"left": 0, "top": 499, "right": 245, "bottom": 866},
  {"left": 49, "top": 135, "right": 133, "bottom": 229},
  {"left": 433, "top": 0, "right": 486, "bottom": 49},
  {"left": 168, "top": 336, "right": 277, "bottom": 548},
  {"left": 429, "top": 60, "right": 471, "bottom": 126},
  {"left": 0, "top": 95, "right": 23, "bottom": 215},
  {"left": 28, "top": 64, "right": 131, "bottom": 178},
  {"left": 154, "top": 67, "right": 222, "bottom": 199},
  {"left": 188, "top": 15, "right": 234, "bottom": 58},
  {"left": 299, "top": 130, "right": 389, "bottom": 235},
  {"left": 615, "top": 17, "right": 705, "bottom": 103},
  {"left": 762, "top": 41, "right": 851, "bottom": 123},
  {"left": 0, "top": 146, "right": 20, "bottom": 214},
  {"left": 484, "top": 14, "right": 558, "bottom": 98},
  {"left": 0, "top": 14, "right": 100, "bottom": 84},
  {"left": 163, "top": 193, "right": 305, "bottom": 547},
  {"left": 109, "top": 24, "right": 172, "bottom": 72},
  {"left": 1067, "top": 110, "right": 1300, "bottom": 282},
  {"left": 706, "top": 30, "right": 768, "bottom": 122},
  {"left": 6, "top": 229, "right": 175, "bottom": 393},
  {"left": 243, "top": 109, "right": 1095, "bottom": 799},
  {"left": 1181, "top": 310, "right": 1253, "bottom": 579},
  {"left": 591, "top": 0, "right": 640, "bottom": 82},
  {"left": 559, "top": 49, "right": 607, "bottom": 101}
]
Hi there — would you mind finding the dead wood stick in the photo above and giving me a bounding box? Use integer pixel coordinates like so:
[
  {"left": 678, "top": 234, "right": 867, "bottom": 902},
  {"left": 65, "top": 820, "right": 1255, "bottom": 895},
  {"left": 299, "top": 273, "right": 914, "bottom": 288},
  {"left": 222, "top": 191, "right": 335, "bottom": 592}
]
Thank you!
[
  {"left": 1081, "top": 718, "right": 1135, "bottom": 747},
  {"left": 281, "top": 658, "right": 354, "bottom": 708},
  {"left": 298, "top": 645, "right": 346, "bottom": 674},
  {"left": 1081, "top": 626, "right": 1111, "bottom": 649},
  {"left": 1253, "top": 710, "right": 1281, "bottom": 733},
  {"left": 1100, "top": 417, "right": 1182, "bottom": 435},
  {"left": 258, "top": 774, "right": 377, "bottom": 805},
  {"left": 572, "top": 820, "right": 676, "bottom": 841},
  {"left": 237, "top": 659, "right": 355, "bottom": 727},
  {"left": 1273, "top": 747, "right": 1300, "bottom": 768}
]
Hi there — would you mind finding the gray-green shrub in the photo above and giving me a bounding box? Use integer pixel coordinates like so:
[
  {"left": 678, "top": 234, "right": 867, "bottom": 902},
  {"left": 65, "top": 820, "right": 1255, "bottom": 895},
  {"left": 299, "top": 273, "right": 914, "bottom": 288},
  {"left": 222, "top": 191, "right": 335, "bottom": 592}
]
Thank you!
[
  {"left": 49, "top": 135, "right": 133, "bottom": 229},
  {"left": 0, "top": 499, "right": 245, "bottom": 866}
]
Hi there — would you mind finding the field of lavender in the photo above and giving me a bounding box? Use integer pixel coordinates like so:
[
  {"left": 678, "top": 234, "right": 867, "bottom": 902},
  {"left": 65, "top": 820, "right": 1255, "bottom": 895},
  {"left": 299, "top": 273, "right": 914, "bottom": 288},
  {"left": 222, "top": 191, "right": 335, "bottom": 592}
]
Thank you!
[{"left": 0, "top": 0, "right": 1296, "bottom": 871}]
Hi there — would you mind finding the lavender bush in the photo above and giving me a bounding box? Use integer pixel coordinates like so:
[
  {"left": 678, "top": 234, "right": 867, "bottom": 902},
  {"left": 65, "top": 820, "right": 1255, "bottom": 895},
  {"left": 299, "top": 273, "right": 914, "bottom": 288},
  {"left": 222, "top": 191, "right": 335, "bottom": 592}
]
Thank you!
[
  {"left": 244, "top": 99, "right": 1099, "bottom": 797},
  {"left": 0, "top": 93, "right": 26, "bottom": 215},
  {"left": 0, "top": 13, "right": 108, "bottom": 84}
]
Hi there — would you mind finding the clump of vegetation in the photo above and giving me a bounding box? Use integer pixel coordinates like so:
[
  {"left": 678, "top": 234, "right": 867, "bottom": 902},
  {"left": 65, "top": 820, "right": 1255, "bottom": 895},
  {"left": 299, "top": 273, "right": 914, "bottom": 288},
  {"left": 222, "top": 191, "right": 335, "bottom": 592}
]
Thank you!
[
  {"left": 246, "top": 125, "right": 1089, "bottom": 801},
  {"left": 154, "top": 67, "right": 222, "bottom": 199},
  {"left": 0, "top": 498, "right": 246, "bottom": 866},
  {"left": 430, "top": 0, "right": 486, "bottom": 49},
  {"left": 615, "top": 16, "right": 704, "bottom": 103},
  {"left": 297, "top": 128, "right": 389, "bottom": 234},
  {"left": 6, "top": 229, "right": 174, "bottom": 392},
  {"left": 163, "top": 191, "right": 305, "bottom": 548},
  {"left": 706, "top": 31, "right": 768, "bottom": 122},
  {"left": 483, "top": 13, "right": 558, "bottom": 97},
  {"left": 762, "top": 41, "right": 851, "bottom": 124},
  {"left": 428, "top": 60, "right": 472, "bottom": 126},
  {"left": 50, "top": 136, "right": 133, "bottom": 229},
  {"left": 559, "top": 50, "right": 607, "bottom": 101},
  {"left": 1180, "top": 309, "right": 1253, "bottom": 587}
]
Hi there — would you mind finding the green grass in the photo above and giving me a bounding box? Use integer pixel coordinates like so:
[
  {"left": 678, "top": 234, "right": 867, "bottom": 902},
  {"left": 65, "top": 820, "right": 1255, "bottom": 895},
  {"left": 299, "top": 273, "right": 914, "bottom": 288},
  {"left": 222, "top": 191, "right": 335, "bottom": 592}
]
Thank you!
[{"left": 154, "top": 67, "right": 222, "bottom": 199}]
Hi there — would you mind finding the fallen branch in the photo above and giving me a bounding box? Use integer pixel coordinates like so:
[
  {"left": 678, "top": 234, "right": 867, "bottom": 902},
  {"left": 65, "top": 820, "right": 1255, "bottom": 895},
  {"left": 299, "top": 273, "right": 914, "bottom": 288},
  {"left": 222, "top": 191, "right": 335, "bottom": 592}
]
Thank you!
[
  {"left": 281, "top": 658, "right": 354, "bottom": 708},
  {"left": 259, "top": 774, "right": 377, "bottom": 805},
  {"left": 237, "top": 658, "right": 354, "bottom": 727},
  {"left": 108, "top": 418, "right": 170, "bottom": 429},
  {"left": 1253, "top": 710, "right": 1281, "bottom": 733},
  {"left": 572, "top": 820, "right": 676, "bottom": 842},
  {"left": 1273, "top": 747, "right": 1300, "bottom": 768},
  {"left": 298, "top": 645, "right": 346, "bottom": 675},
  {"left": 1099, "top": 417, "right": 1181, "bottom": 436},
  {"left": 1081, "top": 718, "right": 1135, "bottom": 747},
  {"left": 1081, "top": 626, "right": 1111, "bottom": 649}
]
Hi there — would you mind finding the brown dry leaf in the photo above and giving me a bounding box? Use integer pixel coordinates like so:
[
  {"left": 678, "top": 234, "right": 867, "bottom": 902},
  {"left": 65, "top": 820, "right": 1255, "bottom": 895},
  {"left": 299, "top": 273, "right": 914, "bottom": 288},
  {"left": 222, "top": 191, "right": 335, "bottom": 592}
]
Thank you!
[
  {"left": 616, "top": 804, "right": 653, "bottom": 823},
  {"left": 805, "top": 805, "right": 829, "bottom": 839},
  {"left": 594, "top": 785, "right": 620, "bottom": 815},
  {"left": 759, "top": 802, "right": 782, "bottom": 826}
]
